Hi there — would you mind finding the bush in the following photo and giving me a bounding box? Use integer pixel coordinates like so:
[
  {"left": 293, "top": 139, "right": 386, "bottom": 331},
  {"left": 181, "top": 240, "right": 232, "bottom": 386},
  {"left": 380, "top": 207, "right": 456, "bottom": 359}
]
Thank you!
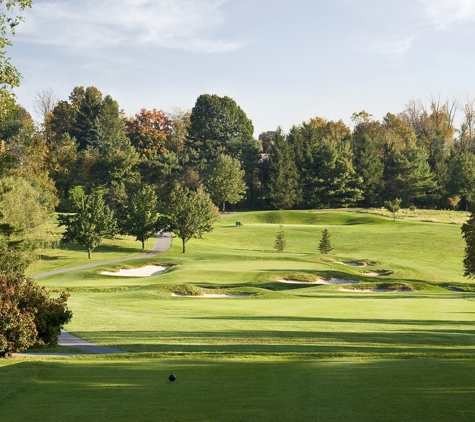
[{"left": 0, "top": 274, "right": 73, "bottom": 357}]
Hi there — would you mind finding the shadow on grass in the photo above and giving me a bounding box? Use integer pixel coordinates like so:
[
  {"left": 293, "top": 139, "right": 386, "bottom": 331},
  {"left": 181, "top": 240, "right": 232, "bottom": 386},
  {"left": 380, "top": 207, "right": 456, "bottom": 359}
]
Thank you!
[
  {"left": 3, "top": 358, "right": 475, "bottom": 421},
  {"left": 69, "top": 328, "right": 475, "bottom": 354},
  {"left": 59, "top": 242, "right": 143, "bottom": 256}
]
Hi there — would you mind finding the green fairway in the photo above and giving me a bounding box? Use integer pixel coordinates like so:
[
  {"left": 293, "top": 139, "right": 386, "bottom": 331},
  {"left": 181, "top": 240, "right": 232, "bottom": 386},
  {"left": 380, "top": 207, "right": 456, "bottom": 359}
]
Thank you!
[
  {"left": 6, "top": 209, "right": 475, "bottom": 421},
  {"left": 2, "top": 355, "right": 475, "bottom": 422}
]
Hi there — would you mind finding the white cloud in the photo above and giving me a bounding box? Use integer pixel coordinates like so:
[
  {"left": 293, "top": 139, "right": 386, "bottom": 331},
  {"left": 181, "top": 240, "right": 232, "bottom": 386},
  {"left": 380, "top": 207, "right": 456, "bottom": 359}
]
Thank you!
[
  {"left": 18, "top": 0, "right": 244, "bottom": 53},
  {"left": 420, "top": 0, "right": 475, "bottom": 29}
]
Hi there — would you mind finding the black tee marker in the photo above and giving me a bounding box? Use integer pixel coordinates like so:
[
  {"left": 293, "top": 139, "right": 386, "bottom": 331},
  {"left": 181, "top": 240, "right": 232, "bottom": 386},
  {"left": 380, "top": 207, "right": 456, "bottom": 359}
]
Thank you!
[{"left": 169, "top": 374, "right": 176, "bottom": 382}]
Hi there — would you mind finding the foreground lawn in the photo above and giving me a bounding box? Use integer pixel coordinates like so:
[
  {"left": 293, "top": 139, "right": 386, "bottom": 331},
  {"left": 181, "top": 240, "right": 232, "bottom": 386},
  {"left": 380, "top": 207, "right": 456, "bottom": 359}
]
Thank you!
[
  {"left": 7, "top": 209, "right": 475, "bottom": 421},
  {"left": 2, "top": 355, "right": 475, "bottom": 422}
]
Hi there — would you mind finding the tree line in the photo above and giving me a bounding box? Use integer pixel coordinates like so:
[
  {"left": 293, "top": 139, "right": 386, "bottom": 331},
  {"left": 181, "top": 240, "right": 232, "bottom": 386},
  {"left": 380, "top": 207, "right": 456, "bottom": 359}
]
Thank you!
[{"left": 3, "top": 89, "right": 475, "bottom": 217}]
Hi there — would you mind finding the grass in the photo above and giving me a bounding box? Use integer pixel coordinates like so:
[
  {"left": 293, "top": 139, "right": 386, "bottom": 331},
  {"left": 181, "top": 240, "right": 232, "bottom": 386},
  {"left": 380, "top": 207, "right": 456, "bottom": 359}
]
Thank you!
[
  {"left": 2, "top": 355, "right": 475, "bottom": 421},
  {"left": 5, "top": 209, "right": 475, "bottom": 421}
]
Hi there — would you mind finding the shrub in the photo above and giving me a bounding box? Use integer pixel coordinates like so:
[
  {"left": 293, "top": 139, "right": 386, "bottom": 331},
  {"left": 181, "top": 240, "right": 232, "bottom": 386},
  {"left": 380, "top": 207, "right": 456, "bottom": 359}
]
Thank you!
[{"left": 0, "top": 274, "right": 73, "bottom": 357}]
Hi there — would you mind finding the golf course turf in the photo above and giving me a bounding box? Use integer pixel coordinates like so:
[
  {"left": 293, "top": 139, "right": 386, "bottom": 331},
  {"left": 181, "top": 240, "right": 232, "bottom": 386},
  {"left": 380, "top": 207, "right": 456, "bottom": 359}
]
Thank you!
[{"left": 3, "top": 209, "right": 475, "bottom": 421}]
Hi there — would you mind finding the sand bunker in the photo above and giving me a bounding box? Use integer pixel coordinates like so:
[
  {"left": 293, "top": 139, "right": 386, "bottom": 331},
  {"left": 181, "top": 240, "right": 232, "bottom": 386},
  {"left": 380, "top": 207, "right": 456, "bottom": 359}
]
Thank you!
[
  {"left": 338, "top": 262, "right": 367, "bottom": 267},
  {"left": 101, "top": 265, "right": 168, "bottom": 277},
  {"left": 278, "top": 278, "right": 358, "bottom": 285},
  {"left": 339, "top": 288, "right": 411, "bottom": 293},
  {"left": 171, "top": 293, "right": 250, "bottom": 298},
  {"left": 364, "top": 271, "right": 388, "bottom": 277}
]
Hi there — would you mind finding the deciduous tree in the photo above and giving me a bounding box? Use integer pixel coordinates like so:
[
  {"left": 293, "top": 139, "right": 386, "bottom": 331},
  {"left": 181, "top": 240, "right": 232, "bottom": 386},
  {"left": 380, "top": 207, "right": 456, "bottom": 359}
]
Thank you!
[
  {"left": 160, "top": 186, "right": 219, "bottom": 253},
  {"left": 122, "top": 185, "right": 160, "bottom": 250},
  {"left": 58, "top": 191, "right": 118, "bottom": 258},
  {"left": 206, "top": 153, "right": 247, "bottom": 212}
]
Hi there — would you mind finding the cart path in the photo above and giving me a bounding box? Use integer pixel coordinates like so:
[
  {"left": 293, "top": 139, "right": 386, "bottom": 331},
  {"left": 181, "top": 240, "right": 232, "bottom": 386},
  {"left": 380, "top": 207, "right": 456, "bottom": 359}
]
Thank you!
[
  {"left": 16, "top": 232, "right": 172, "bottom": 357},
  {"left": 33, "top": 232, "right": 172, "bottom": 279}
]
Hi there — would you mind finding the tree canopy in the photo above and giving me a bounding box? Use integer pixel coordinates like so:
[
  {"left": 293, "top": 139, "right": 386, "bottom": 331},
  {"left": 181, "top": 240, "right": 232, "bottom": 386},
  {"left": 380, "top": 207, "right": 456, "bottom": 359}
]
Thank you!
[
  {"left": 206, "top": 153, "right": 247, "bottom": 212},
  {"left": 160, "top": 186, "right": 219, "bottom": 253},
  {"left": 58, "top": 191, "right": 118, "bottom": 258}
]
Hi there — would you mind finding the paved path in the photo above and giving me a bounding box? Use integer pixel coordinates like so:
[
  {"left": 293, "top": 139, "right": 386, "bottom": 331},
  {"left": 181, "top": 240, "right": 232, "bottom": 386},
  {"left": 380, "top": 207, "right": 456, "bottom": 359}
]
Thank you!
[
  {"left": 17, "top": 232, "right": 172, "bottom": 357},
  {"left": 33, "top": 232, "right": 172, "bottom": 279}
]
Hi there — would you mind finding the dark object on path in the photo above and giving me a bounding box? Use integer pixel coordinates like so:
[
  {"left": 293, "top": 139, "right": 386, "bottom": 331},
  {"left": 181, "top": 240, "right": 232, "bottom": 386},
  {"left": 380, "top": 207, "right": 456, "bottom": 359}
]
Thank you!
[
  {"left": 169, "top": 374, "right": 176, "bottom": 382},
  {"left": 235, "top": 221, "right": 243, "bottom": 227}
]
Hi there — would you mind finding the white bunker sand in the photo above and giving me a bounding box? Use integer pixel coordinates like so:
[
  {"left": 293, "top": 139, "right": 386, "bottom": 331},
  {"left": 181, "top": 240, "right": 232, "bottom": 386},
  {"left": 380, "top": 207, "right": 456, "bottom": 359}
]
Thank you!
[
  {"left": 364, "top": 272, "right": 387, "bottom": 277},
  {"left": 101, "top": 265, "right": 168, "bottom": 277},
  {"left": 172, "top": 293, "right": 250, "bottom": 298},
  {"left": 278, "top": 278, "right": 358, "bottom": 285}
]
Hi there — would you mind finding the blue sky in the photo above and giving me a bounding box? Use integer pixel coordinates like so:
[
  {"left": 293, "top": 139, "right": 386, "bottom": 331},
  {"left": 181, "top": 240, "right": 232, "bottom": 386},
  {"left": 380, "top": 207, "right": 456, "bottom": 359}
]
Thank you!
[{"left": 10, "top": 0, "right": 475, "bottom": 134}]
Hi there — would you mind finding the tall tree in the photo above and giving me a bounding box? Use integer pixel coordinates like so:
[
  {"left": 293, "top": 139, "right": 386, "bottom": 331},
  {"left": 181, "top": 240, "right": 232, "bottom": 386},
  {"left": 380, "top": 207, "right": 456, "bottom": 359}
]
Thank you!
[
  {"left": 206, "top": 153, "right": 247, "bottom": 212},
  {"left": 70, "top": 86, "right": 103, "bottom": 150},
  {"left": 352, "top": 134, "right": 384, "bottom": 206},
  {"left": 462, "top": 212, "right": 475, "bottom": 278},
  {"left": 122, "top": 185, "right": 160, "bottom": 250},
  {"left": 160, "top": 186, "right": 219, "bottom": 253},
  {"left": 267, "top": 128, "right": 301, "bottom": 209},
  {"left": 186, "top": 94, "right": 255, "bottom": 174},
  {"left": 313, "top": 138, "right": 363, "bottom": 208},
  {"left": 0, "top": 0, "right": 32, "bottom": 97},
  {"left": 58, "top": 191, "right": 118, "bottom": 259},
  {"left": 125, "top": 108, "right": 171, "bottom": 158}
]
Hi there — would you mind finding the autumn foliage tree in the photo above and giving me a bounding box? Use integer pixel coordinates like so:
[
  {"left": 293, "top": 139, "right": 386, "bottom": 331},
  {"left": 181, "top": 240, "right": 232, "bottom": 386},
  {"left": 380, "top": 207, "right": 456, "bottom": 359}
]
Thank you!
[
  {"left": 0, "top": 274, "right": 72, "bottom": 357},
  {"left": 125, "top": 108, "right": 171, "bottom": 158}
]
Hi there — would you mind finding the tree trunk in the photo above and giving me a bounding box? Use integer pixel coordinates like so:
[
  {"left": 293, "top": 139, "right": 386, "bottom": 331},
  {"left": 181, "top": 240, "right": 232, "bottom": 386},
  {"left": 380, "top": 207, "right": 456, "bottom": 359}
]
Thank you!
[
  {"left": 222, "top": 201, "right": 226, "bottom": 213},
  {"left": 88, "top": 248, "right": 92, "bottom": 259},
  {"left": 182, "top": 238, "right": 186, "bottom": 253},
  {"left": 141, "top": 240, "right": 145, "bottom": 250}
]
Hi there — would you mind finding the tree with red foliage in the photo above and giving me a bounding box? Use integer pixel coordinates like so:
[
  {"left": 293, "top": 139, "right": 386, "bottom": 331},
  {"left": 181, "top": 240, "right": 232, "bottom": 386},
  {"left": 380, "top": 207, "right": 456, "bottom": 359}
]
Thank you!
[
  {"left": 0, "top": 275, "right": 72, "bottom": 357},
  {"left": 125, "top": 108, "right": 172, "bottom": 158}
]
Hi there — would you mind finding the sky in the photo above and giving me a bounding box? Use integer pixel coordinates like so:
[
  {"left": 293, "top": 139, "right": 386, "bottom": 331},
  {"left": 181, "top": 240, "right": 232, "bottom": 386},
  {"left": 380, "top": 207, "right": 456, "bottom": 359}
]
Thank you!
[{"left": 9, "top": 0, "right": 475, "bottom": 135}]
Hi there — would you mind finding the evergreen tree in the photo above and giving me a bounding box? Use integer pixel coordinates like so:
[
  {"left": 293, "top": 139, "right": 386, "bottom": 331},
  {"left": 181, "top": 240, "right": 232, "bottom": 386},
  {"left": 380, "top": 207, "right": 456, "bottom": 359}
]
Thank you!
[
  {"left": 268, "top": 128, "right": 301, "bottom": 209},
  {"left": 395, "top": 147, "right": 438, "bottom": 207},
  {"left": 318, "top": 229, "right": 333, "bottom": 254},
  {"left": 462, "top": 211, "right": 475, "bottom": 278},
  {"left": 206, "top": 154, "right": 247, "bottom": 212},
  {"left": 70, "top": 86, "right": 103, "bottom": 150},
  {"left": 447, "top": 150, "right": 475, "bottom": 210},
  {"left": 313, "top": 139, "right": 363, "bottom": 208},
  {"left": 352, "top": 134, "right": 384, "bottom": 206},
  {"left": 384, "top": 198, "right": 402, "bottom": 221},
  {"left": 274, "top": 225, "right": 286, "bottom": 253}
]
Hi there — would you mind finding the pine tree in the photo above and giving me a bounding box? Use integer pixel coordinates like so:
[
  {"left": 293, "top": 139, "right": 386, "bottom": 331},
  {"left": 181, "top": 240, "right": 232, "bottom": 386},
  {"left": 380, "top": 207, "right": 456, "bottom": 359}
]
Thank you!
[
  {"left": 384, "top": 198, "right": 402, "bottom": 221},
  {"left": 352, "top": 134, "right": 384, "bottom": 206},
  {"left": 268, "top": 128, "right": 301, "bottom": 209},
  {"left": 462, "top": 211, "right": 475, "bottom": 278},
  {"left": 319, "top": 229, "right": 333, "bottom": 254},
  {"left": 274, "top": 225, "right": 286, "bottom": 253}
]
